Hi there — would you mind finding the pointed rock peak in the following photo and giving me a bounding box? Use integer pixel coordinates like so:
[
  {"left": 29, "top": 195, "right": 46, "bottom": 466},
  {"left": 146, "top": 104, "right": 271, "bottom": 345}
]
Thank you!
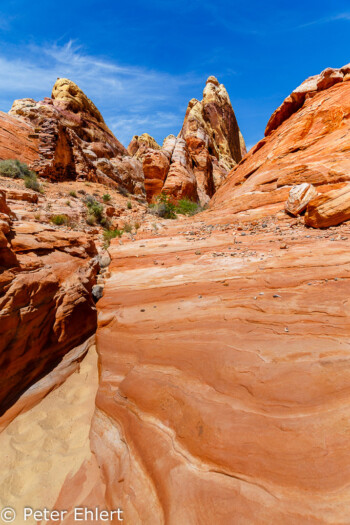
[
  {"left": 51, "top": 78, "right": 105, "bottom": 124},
  {"left": 206, "top": 75, "right": 220, "bottom": 87},
  {"left": 127, "top": 133, "right": 160, "bottom": 158}
]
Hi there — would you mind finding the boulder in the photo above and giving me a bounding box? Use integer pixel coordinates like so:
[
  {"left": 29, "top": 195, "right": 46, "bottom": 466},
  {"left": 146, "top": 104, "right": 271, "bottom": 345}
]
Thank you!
[
  {"left": 285, "top": 183, "right": 318, "bottom": 216},
  {"left": 305, "top": 184, "right": 350, "bottom": 228}
]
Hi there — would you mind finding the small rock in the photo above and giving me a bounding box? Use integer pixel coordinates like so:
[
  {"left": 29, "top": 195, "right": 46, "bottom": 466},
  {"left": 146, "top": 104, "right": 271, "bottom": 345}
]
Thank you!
[
  {"left": 92, "top": 285, "right": 104, "bottom": 302},
  {"left": 273, "top": 294, "right": 281, "bottom": 298}
]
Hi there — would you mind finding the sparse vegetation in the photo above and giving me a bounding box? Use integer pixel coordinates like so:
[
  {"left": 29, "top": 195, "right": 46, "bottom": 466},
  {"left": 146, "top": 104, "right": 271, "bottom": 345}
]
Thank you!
[
  {"left": 117, "top": 185, "right": 129, "bottom": 197},
  {"left": 51, "top": 214, "right": 68, "bottom": 226},
  {"left": 69, "top": 190, "right": 77, "bottom": 198},
  {"left": 103, "top": 228, "right": 123, "bottom": 247},
  {"left": 127, "top": 200, "right": 132, "bottom": 209},
  {"left": 0, "top": 159, "right": 35, "bottom": 179},
  {"left": 175, "top": 198, "right": 201, "bottom": 216},
  {"left": 103, "top": 193, "right": 111, "bottom": 202},
  {"left": 86, "top": 214, "right": 97, "bottom": 226},
  {"left": 149, "top": 194, "right": 202, "bottom": 219},
  {"left": 123, "top": 222, "right": 133, "bottom": 233},
  {"left": 24, "top": 172, "right": 42, "bottom": 193},
  {"left": 34, "top": 212, "right": 41, "bottom": 220},
  {"left": 134, "top": 221, "right": 140, "bottom": 230},
  {"left": 66, "top": 200, "right": 71, "bottom": 206},
  {"left": 149, "top": 193, "right": 176, "bottom": 219}
]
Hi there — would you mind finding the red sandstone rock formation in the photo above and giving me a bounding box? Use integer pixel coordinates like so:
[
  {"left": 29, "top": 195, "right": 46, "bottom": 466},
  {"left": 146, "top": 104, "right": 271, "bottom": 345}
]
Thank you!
[
  {"left": 2, "top": 62, "right": 350, "bottom": 524},
  {"left": 0, "top": 189, "right": 99, "bottom": 415},
  {"left": 127, "top": 76, "right": 246, "bottom": 204},
  {"left": 0, "top": 111, "right": 39, "bottom": 165},
  {"left": 265, "top": 64, "right": 350, "bottom": 136},
  {"left": 210, "top": 67, "right": 350, "bottom": 221},
  {"left": 3, "top": 79, "right": 145, "bottom": 196}
]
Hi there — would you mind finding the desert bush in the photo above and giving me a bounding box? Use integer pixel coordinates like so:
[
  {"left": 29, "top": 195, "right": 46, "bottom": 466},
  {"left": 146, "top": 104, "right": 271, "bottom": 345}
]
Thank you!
[
  {"left": 69, "top": 190, "right": 77, "bottom": 198},
  {"left": 86, "top": 214, "right": 96, "bottom": 226},
  {"left": 51, "top": 214, "right": 68, "bottom": 226},
  {"left": 127, "top": 200, "right": 132, "bottom": 209},
  {"left": 0, "top": 159, "right": 34, "bottom": 179},
  {"left": 103, "top": 193, "right": 111, "bottom": 202},
  {"left": 175, "top": 198, "right": 201, "bottom": 216},
  {"left": 123, "top": 222, "right": 133, "bottom": 233},
  {"left": 85, "top": 196, "right": 104, "bottom": 221},
  {"left": 24, "top": 173, "right": 42, "bottom": 192},
  {"left": 117, "top": 185, "right": 129, "bottom": 197},
  {"left": 149, "top": 193, "right": 176, "bottom": 219},
  {"left": 103, "top": 228, "right": 123, "bottom": 247}
]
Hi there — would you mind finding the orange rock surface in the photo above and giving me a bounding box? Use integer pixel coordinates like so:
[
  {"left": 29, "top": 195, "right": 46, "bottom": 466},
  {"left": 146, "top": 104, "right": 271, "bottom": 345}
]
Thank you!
[
  {"left": 210, "top": 76, "right": 350, "bottom": 221},
  {"left": 0, "top": 189, "right": 99, "bottom": 415},
  {"left": 88, "top": 217, "right": 350, "bottom": 524},
  {"left": 0, "top": 111, "right": 39, "bottom": 165}
]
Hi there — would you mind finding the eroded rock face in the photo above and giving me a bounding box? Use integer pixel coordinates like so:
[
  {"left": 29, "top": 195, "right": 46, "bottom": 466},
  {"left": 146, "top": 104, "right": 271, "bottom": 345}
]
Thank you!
[
  {"left": 210, "top": 73, "right": 350, "bottom": 221},
  {"left": 265, "top": 64, "right": 349, "bottom": 136},
  {"left": 127, "top": 77, "right": 246, "bottom": 204},
  {"left": 56, "top": 216, "right": 349, "bottom": 524},
  {"left": 6, "top": 79, "right": 145, "bottom": 197},
  {"left": 305, "top": 184, "right": 350, "bottom": 228},
  {"left": 0, "top": 111, "right": 39, "bottom": 165},
  {"left": 0, "top": 190, "right": 99, "bottom": 414}
]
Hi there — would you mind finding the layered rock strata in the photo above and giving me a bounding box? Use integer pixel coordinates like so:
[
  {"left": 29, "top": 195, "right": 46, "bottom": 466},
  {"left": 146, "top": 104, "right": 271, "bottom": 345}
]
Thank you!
[
  {"left": 5, "top": 79, "right": 145, "bottom": 196},
  {"left": 0, "top": 189, "right": 99, "bottom": 414},
  {"left": 210, "top": 68, "right": 350, "bottom": 222},
  {"left": 128, "top": 76, "right": 246, "bottom": 204}
]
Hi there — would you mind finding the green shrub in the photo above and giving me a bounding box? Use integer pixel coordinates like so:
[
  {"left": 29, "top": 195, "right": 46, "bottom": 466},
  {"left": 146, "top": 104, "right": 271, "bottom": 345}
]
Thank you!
[
  {"left": 175, "top": 198, "right": 200, "bottom": 216},
  {"left": 66, "top": 200, "right": 71, "bottom": 206},
  {"left": 103, "top": 193, "right": 111, "bottom": 202},
  {"left": 123, "top": 222, "right": 133, "bottom": 233},
  {"left": 86, "top": 214, "right": 97, "bottom": 226},
  {"left": 0, "top": 159, "right": 34, "bottom": 179},
  {"left": 69, "top": 190, "right": 77, "bottom": 198},
  {"left": 85, "top": 196, "right": 104, "bottom": 221},
  {"left": 127, "top": 200, "right": 132, "bottom": 209},
  {"left": 134, "top": 221, "right": 140, "bottom": 230},
  {"left": 24, "top": 173, "right": 42, "bottom": 192},
  {"left": 149, "top": 193, "right": 176, "bottom": 219},
  {"left": 103, "top": 228, "right": 123, "bottom": 247},
  {"left": 51, "top": 214, "right": 68, "bottom": 226}
]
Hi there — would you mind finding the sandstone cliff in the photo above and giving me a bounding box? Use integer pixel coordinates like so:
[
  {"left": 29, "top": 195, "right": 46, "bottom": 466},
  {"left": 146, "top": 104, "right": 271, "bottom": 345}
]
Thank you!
[
  {"left": 210, "top": 65, "right": 350, "bottom": 222},
  {"left": 5, "top": 79, "right": 145, "bottom": 197},
  {"left": 128, "top": 76, "right": 246, "bottom": 205}
]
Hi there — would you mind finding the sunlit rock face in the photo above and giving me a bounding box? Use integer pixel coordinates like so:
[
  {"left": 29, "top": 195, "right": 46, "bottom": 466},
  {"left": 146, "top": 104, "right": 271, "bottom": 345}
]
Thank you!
[
  {"left": 127, "top": 76, "right": 246, "bottom": 205},
  {"left": 6, "top": 78, "right": 146, "bottom": 197},
  {"left": 210, "top": 67, "right": 350, "bottom": 222}
]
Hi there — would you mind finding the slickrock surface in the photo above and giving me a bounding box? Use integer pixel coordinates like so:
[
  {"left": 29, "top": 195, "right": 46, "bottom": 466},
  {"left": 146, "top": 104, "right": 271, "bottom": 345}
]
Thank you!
[
  {"left": 84, "top": 217, "right": 350, "bottom": 524},
  {"left": 6, "top": 79, "right": 145, "bottom": 196},
  {"left": 210, "top": 75, "right": 350, "bottom": 221}
]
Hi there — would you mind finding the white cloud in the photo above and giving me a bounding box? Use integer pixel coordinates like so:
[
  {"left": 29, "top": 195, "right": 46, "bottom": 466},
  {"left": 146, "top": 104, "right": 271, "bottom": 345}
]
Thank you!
[
  {"left": 297, "top": 12, "right": 350, "bottom": 29},
  {"left": 0, "top": 40, "right": 202, "bottom": 146}
]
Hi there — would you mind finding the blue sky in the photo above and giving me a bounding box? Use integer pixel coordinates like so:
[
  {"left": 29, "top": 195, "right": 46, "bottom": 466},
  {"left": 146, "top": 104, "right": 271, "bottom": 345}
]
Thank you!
[{"left": 0, "top": 1, "right": 349, "bottom": 150}]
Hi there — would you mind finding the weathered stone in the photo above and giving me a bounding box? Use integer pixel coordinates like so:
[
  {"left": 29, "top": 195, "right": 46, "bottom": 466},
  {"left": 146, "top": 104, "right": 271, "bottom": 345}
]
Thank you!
[
  {"left": 305, "top": 184, "right": 350, "bottom": 228},
  {"left": 285, "top": 183, "right": 318, "bottom": 216}
]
